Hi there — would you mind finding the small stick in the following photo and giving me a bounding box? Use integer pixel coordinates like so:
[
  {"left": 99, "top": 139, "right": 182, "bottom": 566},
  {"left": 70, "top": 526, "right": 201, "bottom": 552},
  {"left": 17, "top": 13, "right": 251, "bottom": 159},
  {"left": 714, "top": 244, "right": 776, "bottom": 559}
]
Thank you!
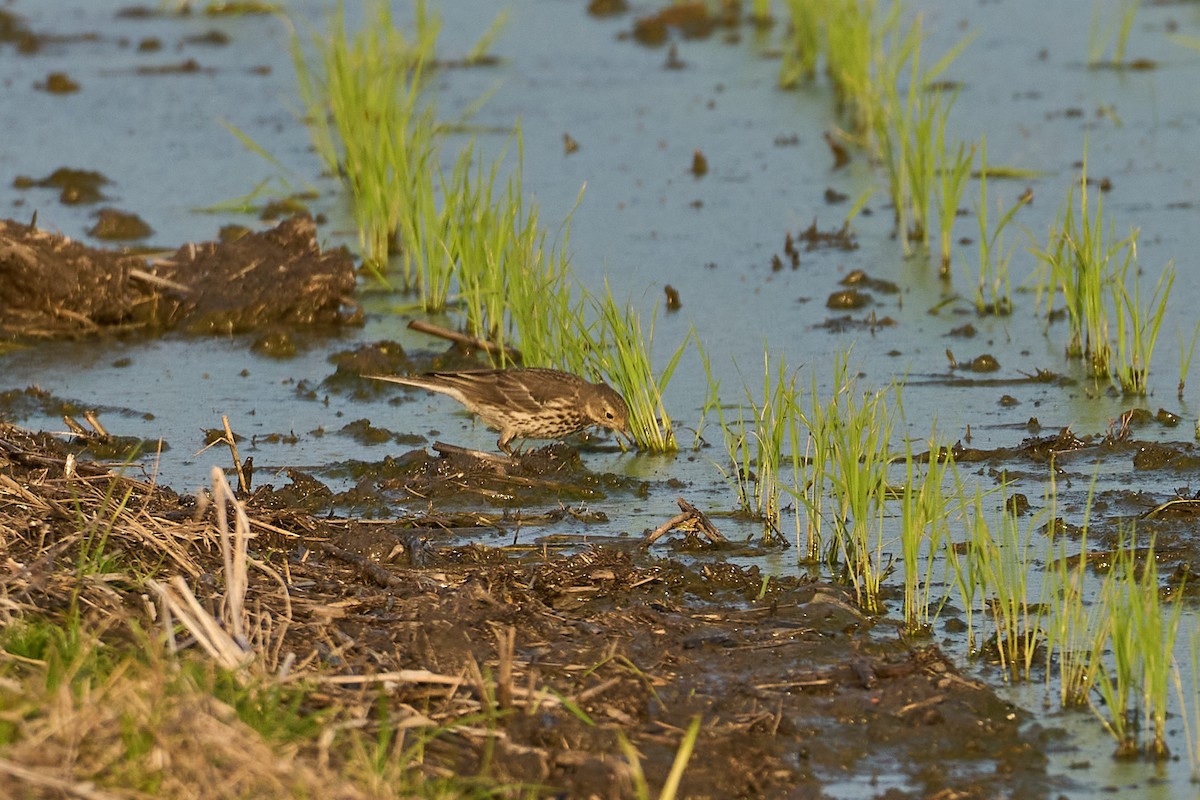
[
  {"left": 128, "top": 267, "right": 190, "bottom": 293},
  {"left": 82, "top": 411, "right": 109, "bottom": 439},
  {"left": 642, "top": 497, "right": 727, "bottom": 545},
  {"left": 221, "top": 415, "right": 250, "bottom": 497},
  {"left": 315, "top": 540, "right": 409, "bottom": 591},
  {"left": 62, "top": 415, "right": 89, "bottom": 437},
  {"left": 495, "top": 625, "right": 515, "bottom": 710},
  {"left": 406, "top": 319, "right": 522, "bottom": 361},
  {"left": 432, "top": 441, "right": 513, "bottom": 465}
]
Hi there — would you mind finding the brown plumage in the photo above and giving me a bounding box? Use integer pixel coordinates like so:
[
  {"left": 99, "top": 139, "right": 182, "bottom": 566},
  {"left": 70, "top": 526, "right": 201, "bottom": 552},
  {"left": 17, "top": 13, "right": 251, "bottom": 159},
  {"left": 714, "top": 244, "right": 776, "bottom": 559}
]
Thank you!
[{"left": 365, "top": 368, "right": 630, "bottom": 453}]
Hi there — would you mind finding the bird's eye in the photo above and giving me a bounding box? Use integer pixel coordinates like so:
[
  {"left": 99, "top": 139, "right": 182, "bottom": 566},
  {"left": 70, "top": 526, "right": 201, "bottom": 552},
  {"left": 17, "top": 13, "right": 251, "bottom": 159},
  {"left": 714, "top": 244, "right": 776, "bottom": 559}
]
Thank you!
[{"left": 605, "top": 411, "right": 615, "bottom": 419}]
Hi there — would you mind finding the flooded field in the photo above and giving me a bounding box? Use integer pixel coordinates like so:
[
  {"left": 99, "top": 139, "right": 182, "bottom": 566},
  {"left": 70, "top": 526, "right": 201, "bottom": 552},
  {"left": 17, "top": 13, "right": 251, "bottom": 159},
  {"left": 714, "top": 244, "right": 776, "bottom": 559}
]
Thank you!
[{"left": 2, "top": 0, "right": 1200, "bottom": 797}]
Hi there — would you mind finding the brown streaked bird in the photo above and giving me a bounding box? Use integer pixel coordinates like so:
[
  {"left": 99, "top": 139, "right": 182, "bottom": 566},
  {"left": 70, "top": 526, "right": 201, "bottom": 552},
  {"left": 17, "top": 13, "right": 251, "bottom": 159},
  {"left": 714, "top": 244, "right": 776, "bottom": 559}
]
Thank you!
[{"left": 365, "top": 368, "right": 631, "bottom": 454}]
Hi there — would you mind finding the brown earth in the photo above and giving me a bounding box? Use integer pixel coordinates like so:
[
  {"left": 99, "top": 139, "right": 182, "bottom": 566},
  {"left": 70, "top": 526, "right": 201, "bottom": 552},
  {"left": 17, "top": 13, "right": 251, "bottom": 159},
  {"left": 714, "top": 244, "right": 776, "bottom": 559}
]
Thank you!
[
  {"left": 0, "top": 423, "right": 1055, "bottom": 799},
  {"left": 0, "top": 214, "right": 359, "bottom": 341}
]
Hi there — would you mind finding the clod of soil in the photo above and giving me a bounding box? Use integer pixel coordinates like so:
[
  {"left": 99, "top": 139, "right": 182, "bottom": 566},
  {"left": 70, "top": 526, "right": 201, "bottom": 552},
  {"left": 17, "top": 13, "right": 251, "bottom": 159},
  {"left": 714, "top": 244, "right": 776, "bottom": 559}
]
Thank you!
[
  {"left": 12, "top": 167, "right": 110, "bottom": 205},
  {"left": 88, "top": 208, "right": 153, "bottom": 241},
  {"left": 37, "top": 71, "right": 79, "bottom": 93},
  {"left": 797, "top": 217, "right": 857, "bottom": 250},
  {"left": 0, "top": 214, "right": 359, "bottom": 341},
  {"left": 826, "top": 288, "right": 872, "bottom": 310}
]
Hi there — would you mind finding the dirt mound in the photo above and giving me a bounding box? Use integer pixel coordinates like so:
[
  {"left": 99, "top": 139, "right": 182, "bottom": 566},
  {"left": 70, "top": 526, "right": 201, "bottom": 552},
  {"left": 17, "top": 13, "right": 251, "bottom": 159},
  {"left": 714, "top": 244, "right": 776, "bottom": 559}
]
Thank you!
[{"left": 0, "top": 214, "right": 359, "bottom": 340}]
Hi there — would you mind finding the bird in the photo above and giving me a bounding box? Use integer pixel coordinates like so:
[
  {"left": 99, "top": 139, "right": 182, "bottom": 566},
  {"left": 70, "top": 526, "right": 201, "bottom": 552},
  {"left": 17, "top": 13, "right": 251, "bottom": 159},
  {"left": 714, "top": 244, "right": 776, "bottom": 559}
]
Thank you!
[{"left": 365, "top": 367, "right": 631, "bottom": 454}]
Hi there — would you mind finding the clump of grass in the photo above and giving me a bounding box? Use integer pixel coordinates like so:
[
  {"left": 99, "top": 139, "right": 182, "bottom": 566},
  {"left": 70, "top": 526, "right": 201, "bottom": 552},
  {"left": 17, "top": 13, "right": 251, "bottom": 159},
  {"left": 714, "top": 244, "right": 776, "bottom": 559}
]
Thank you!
[
  {"left": 934, "top": 137, "right": 973, "bottom": 276},
  {"left": 779, "top": 0, "right": 975, "bottom": 256},
  {"left": 778, "top": 0, "right": 827, "bottom": 87},
  {"left": 796, "top": 356, "right": 898, "bottom": 611},
  {"left": 707, "top": 348, "right": 801, "bottom": 538},
  {"left": 1132, "top": 544, "right": 1184, "bottom": 759},
  {"left": 825, "top": 0, "right": 895, "bottom": 135},
  {"left": 473, "top": 171, "right": 587, "bottom": 371},
  {"left": 291, "top": 2, "right": 685, "bottom": 446},
  {"left": 71, "top": 474, "right": 135, "bottom": 578},
  {"left": 898, "top": 431, "right": 954, "bottom": 635},
  {"left": 1033, "top": 151, "right": 1173, "bottom": 394},
  {"left": 944, "top": 517, "right": 981, "bottom": 656},
  {"left": 1032, "top": 154, "right": 1134, "bottom": 377},
  {"left": 291, "top": 0, "right": 440, "bottom": 284},
  {"left": 1111, "top": 255, "right": 1174, "bottom": 396},
  {"left": 872, "top": 19, "right": 975, "bottom": 255},
  {"left": 1089, "top": 547, "right": 1137, "bottom": 755},
  {"left": 965, "top": 490, "right": 1045, "bottom": 681},
  {"left": 592, "top": 292, "right": 687, "bottom": 453},
  {"left": 970, "top": 139, "right": 1031, "bottom": 314},
  {"left": 1088, "top": 527, "right": 1184, "bottom": 758},
  {"left": 291, "top": 1, "right": 505, "bottom": 288}
]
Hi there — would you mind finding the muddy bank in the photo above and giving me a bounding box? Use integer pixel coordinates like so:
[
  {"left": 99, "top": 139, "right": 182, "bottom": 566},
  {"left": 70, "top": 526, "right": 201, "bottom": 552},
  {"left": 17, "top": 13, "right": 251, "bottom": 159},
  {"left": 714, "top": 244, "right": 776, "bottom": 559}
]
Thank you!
[
  {"left": 0, "top": 214, "right": 358, "bottom": 341},
  {"left": 0, "top": 423, "right": 1054, "bottom": 798}
]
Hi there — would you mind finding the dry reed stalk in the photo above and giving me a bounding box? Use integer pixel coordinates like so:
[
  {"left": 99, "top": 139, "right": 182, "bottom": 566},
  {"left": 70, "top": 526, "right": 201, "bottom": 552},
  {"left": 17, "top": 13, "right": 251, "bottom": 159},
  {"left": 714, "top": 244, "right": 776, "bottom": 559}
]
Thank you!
[
  {"left": 0, "top": 756, "right": 122, "bottom": 800},
  {"left": 221, "top": 416, "right": 250, "bottom": 496}
]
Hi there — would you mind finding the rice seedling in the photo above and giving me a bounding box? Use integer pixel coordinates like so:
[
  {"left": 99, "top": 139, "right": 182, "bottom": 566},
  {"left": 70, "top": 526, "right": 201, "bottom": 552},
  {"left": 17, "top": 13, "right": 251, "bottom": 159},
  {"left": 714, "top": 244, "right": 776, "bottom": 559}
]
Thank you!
[
  {"left": 970, "top": 140, "right": 1031, "bottom": 314},
  {"left": 1045, "top": 535, "right": 1104, "bottom": 708},
  {"left": 1089, "top": 577, "right": 1134, "bottom": 754},
  {"left": 825, "top": 0, "right": 898, "bottom": 136},
  {"left": 1126, "top": 536, "right": 1184, "bottom": 758},
  {"left": 897, "top": 431, "right": 954, "bottom": 635},
  {"left": 1111, "top": 256, "right": 1174, "bottom": 396},
  {"left": 779, "top": 0, "right": 973, "bottom": 257},
  {"left": 943, "top": 517, "right": 981, "bottom": 655},
  {"left": 473, "top": 171, "right": 587, "bottom": 370},
  {"left": 1173, "top": 625, "right": 1200, "bottom": 779},
  {"left": 778, "top": 0, "right": 826, "bottom": 87},
  {"left": 591, "top": 290, "right": 688, "bottom": 453},
  {"left": 291, "top": 0, "right": 442, "bottom": 284},
  {"left": 1087, "top": 525, "right": 1184, "bottom": 758},
  {"left": 1043, "top": 475, "right": 1103, "bottom": 708},
  {"left": 814, "top": 366, "right": 897, "bottom": 612},
  {"left": 1087, "top": 0, "right": 1141, "bottom": 67},
  {"left": 1031, "top": 153, "right": 1136, "bottom": 378},
  {"left": 934, "top": 137, "right": 973, "bottom": 276},
  {"left": 708, "top": 348, "right": 802, "bottom": 538},
  {"left": 701, "top": 350, "right": 756, "bottom": 525},
  {"left": 1176, "top": 320, "right": 1200, "bottom": 399},
  {"left": 787, "top": 399, "right": 821, "bottom": 561},
  {"left": 964, "top": 488, "right": 1045, "bottom": 681},
  {"left": 1089, "top": 531, "right": 1141, "bottom": 756},
  {"left": 870, "top": 17, "right": 928, "bottom": 253},
  {"left": 871, "top": 16, "right": 975, "bottom": 255},
  {"left": 404, "top": 141, "right": 476, "bottom": 312},
  {"left": 786, "top": 361, "right": 839, "bottom": 564}
]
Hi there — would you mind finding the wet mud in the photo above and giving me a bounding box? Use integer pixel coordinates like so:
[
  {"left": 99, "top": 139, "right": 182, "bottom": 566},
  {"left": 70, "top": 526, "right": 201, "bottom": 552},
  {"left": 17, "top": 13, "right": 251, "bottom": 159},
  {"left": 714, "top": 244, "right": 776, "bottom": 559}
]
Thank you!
[{"left": 0, "top": 423, "right": 1055, "bottom": 798}]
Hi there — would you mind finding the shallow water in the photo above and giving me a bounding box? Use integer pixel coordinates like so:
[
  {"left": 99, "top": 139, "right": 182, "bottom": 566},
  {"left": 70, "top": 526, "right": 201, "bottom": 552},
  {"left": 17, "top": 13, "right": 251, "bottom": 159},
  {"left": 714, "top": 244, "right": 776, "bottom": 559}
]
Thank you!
[{"left": 3, "top": 0, "right": 1200, "bottom": 796}]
